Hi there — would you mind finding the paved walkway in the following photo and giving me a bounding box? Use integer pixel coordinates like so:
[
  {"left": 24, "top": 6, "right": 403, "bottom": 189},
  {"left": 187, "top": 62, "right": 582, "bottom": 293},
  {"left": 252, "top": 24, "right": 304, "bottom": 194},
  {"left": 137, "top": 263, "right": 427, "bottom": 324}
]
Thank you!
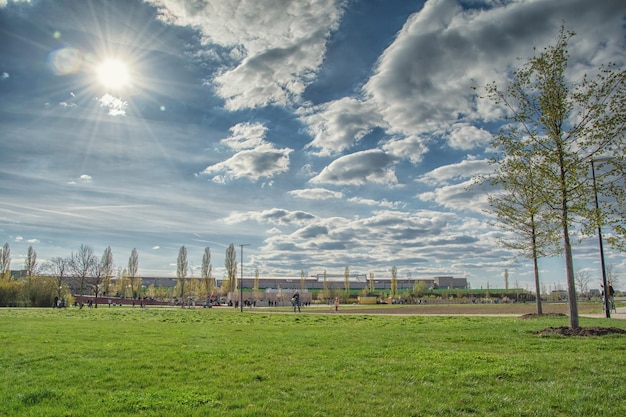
[{"left": 581, "top": 306, "right": 626, "bottom": 320}]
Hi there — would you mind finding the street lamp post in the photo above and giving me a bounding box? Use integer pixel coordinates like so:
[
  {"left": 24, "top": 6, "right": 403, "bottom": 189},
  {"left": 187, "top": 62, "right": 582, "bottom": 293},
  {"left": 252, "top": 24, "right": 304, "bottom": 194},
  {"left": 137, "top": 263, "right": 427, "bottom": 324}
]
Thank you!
[
  {"left": 239, "top": 244, "right": 250, "bottom": 312},
  {"left": 591, "top": 158, "right": 611, "bottom": 318}
]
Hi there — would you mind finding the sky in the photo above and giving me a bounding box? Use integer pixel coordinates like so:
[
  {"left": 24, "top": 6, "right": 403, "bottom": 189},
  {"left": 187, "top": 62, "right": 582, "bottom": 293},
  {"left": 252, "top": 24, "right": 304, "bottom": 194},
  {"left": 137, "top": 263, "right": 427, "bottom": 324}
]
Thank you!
[{"left": 1, "top": 0, "right": 625, "bottom": 290}]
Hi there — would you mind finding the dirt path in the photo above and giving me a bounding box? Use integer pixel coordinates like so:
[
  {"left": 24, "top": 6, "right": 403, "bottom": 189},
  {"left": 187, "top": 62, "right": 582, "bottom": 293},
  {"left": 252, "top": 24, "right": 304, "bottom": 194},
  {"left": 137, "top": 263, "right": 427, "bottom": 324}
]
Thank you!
[{"left": 309, "top": 302, "right": 626, "bottom": 318}]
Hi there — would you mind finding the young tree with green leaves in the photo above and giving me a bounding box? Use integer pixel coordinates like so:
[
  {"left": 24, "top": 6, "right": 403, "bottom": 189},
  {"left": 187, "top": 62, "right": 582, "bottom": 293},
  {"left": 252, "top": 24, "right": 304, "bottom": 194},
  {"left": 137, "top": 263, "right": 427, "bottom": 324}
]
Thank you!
[
  {"left": 391, "top": 266, "right": 398, "bottom": 299},
  {"left": 483, "top": 26, "right": 626, "bottom": 328},
  {"left": 201, "top": 247, "right": 213, "bottom": 300},
  {"left": 128, "top": 248, "right": 139, "bottom": 299},
  {"left": 225, "top": 243, "right": 237, "bottom": 293},
  {"left": 24, "top": 246, "right": 37, "bottom": 282},
  {"left": 476, "top": 150, "right": 561, "bottom": 315},
  {"left": 177, "top": 246, "right": 188, "bottom": 306},
  {"left": 100, "top": 246, "right": 114, "bottom": 298},
  {"left": 343, "top": 266, "right": 350, "bottom": 297},
  {"left": 0, "top": 242, "right": 10, "bottom": 280}
]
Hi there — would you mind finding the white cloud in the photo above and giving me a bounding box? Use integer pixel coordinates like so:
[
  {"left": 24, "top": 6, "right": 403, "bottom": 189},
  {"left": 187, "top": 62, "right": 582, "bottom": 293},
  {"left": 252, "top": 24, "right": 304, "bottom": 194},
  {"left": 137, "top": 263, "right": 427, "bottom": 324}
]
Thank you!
[
  {"left": 98, "top": 94, "right": 127, "bottom": 116},
  {"left": 200, "top": 122, "right": 293, "bottom": 181},
  {"left": 347, "top": 197, "right": 402, "bottom": 209},
  {"left": 68, "top": 174, "right": 93, "bottom": 185},
  {"left": 224, "top": 208, "right": 317, "bottom": 226},
  {"left": 418, "top": 158, "right": 491, "bottom": 186},
  {"left": 300, "top": 97, "right": 385, "bottom": 156},
  {"left": 362, "top": 0, "right": 626, "bottom": 151},
  {"left": 148, "top": 0, "right": 346, "bottom": 110},
  {"left": 288, "top": 188, "right": 343, "bottom": 200},
  {"left": 448, "top": 124, "right": 493, "bottom": 151},
  {"left": 309, "top": 149, "right": 399, "bottom": 186},
  {"left": 220, "top": 122, "right": 267, "bottom": 151},
  {"left": 381, "top": 135, "right": 429, "bottom": 164},
  {"left": 418, "top": 179, "right": 489, "bottom": 214}
]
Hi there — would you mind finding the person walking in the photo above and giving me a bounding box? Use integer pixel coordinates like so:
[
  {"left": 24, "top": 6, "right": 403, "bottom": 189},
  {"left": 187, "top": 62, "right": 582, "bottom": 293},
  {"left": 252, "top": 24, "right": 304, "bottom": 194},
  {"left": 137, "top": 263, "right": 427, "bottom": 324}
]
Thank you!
[
  {"left": 334, "top": 297, "right": 339, "bottom": 312},
  {"left": 292, "top": 291, "right": 301, "bottom": 313}
]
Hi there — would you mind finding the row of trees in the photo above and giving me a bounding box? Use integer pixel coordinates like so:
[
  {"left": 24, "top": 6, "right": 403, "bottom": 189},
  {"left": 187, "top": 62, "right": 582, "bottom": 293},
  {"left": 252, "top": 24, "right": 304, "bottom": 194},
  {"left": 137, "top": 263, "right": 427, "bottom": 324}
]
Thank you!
[
  {"left": 1, "top": 241, "right": 239, "bottom": 307},
  {"left": 475, "top": 26, "right": 626, "bottom": 328},
  {"left": 0, "top": 243, "right": 140, "bottom": 307}
]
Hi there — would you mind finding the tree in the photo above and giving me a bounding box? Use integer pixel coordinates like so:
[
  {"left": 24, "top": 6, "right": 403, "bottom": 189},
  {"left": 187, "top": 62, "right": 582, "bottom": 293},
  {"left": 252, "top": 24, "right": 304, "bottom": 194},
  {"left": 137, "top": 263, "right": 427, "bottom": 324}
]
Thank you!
[
  {"left": 483, "top": 26, "right": 626, "bottom": 328},
  {"left": 391, "top": 266, "right": 398, "bottom": 299},
  {"left": 45, "top": 256, "right": 69, "bottom": 302},
  {"left": 369, "top": 272, "right": 375, "bottom": 294},
  {"left": 476, "top": 150, "right": 561, "bottom": 315},
  {"left": 128, "top": 248, "right": 139, "bottom": 299},
  {"left": 253, "top": 268, "right": 260, "bottom": 301},
  {"left": 100, "top": 246, "right": 114, "bottom": 298},
  {"left": 177, "top": 246, "right": 188, "bottom": 305},
  {"left": 0, "top": 242, "right": 10, "bottom": 280},
  {"left": 503, "top": 269, "right": 509, "bottom": 293},
  {"left": 320, "top": 269, "right": 329, "bottom": 302},
  {"left": 201, "top": 247, "right": 213, "bottom": 300},
  {"left": 575, "top": 269, "right": 591, "bottom": 296},
  {"left": 225, "top": 243, "right": 237, "bottom": 293},
  {"left": 343, "top": 266, "right": 350, "bottom": 297},
  {"left": 606, "top": 264, "right": 620, "bottom": 291},
  {"left": 70, "top": 244, "right": 97, "bottom": 307},
  {"left": 300, "top": 270, "right": 306, "bottom": 291},
  {"left": 88, "top": 258, "right": 105, "bottom": 308},
  {"left": 413, "top": 281, "right": 428, "bottom": 298},
  {"left": 24, "top": 246, "right": 37, "bottom": 281}
]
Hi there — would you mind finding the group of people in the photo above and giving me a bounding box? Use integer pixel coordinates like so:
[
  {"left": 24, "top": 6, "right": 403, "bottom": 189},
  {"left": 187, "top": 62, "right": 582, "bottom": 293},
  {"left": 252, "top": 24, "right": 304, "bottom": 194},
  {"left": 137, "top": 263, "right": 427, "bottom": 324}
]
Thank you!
[{"left": 290, "top": 292, "right": 340, "bottom": 313}]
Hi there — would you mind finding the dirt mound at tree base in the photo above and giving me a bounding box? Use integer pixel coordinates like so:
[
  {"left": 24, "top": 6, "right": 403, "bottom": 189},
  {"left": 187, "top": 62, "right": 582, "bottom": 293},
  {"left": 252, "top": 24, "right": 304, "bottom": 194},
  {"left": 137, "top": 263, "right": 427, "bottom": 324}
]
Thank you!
[
  {"left": 535, "top": 326, "right": 626, "bottom": 336},
  {"left": 519, "top": 313, "right": 567, "bottom": 319}
]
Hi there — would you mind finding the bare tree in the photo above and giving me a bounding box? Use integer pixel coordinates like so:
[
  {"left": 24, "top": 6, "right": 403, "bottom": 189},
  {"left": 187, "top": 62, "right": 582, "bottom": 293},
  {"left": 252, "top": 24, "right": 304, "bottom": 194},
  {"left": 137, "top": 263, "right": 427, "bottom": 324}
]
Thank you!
[
  {"left": 45, "top": 256, "right": 69, "bottom": 305},
  {"left": 606, "top": 264, "right": 620, "bottom": 291},
  {"left": 344, "top": 266, "right": 350, "bottom": 297},
  {"left": 70, "top": 244, "right": 97, "bottom": 307},
  {"left": 0, "top": 242, "right": 10, "bottom": 280},
  {"left": 177, "top": 246, "right": 188, "bottom": 306},
  {"left": 128, "top": 248, "right": 139, "bottom": 299},
  {"left": 575, "top": 269, "right": 592, "bottom": 297},
  {"left": 88, "top": 260, "right": 104, "bottom": 308}
]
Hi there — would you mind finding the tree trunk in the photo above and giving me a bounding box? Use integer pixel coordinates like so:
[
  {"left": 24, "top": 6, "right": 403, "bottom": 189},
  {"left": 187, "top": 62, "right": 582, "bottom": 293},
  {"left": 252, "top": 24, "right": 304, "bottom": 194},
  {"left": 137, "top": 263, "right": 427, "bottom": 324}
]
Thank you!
[
  {"left": 563, "top": 224, "right": 579, "bottom": 328},
  {"left": 532, "top": 251, "right": 543, "bottom": 315}
]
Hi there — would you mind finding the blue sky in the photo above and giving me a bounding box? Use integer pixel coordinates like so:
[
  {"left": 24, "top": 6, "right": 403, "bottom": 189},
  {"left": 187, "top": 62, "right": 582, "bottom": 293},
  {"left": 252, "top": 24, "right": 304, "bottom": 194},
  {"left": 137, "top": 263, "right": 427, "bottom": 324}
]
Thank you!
[{"left": 1, "top": 0, "right": 625, "bottom": 290}]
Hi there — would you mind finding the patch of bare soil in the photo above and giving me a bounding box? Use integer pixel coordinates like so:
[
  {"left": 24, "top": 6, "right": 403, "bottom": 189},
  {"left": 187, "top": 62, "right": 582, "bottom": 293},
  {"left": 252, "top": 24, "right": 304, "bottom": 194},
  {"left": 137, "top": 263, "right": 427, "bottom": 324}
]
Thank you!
[{"left": 536, "top": 326, "right": 626, "bottom": 337}]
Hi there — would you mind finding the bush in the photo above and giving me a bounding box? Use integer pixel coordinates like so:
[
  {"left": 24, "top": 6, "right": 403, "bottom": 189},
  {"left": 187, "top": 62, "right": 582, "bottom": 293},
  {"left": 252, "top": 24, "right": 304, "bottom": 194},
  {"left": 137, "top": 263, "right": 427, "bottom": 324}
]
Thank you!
[{"left": 0, "top": 281, "right": 25, "bottom": 307}]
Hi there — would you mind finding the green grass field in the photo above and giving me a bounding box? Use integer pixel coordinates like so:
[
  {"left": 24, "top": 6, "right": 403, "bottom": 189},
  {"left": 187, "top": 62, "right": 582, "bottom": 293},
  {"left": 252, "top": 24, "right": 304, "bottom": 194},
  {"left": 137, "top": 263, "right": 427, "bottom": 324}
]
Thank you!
[{"left": 1, "top": 307, "right": 624, "bottom": 416}]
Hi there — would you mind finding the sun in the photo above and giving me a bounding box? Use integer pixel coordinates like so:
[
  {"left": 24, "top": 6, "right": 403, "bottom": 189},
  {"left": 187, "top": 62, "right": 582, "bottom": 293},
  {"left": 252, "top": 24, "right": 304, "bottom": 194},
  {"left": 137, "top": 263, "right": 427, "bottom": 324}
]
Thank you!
[{"left": 96, "top": 59, "right": 130, "bottom": 90}]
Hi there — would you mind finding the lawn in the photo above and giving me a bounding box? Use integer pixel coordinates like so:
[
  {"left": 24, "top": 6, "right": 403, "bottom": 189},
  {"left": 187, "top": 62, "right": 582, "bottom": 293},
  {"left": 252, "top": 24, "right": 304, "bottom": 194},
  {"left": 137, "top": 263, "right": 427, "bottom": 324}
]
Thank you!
[{"left": 1, "top": 307, "right": 624, "bottom": 416}]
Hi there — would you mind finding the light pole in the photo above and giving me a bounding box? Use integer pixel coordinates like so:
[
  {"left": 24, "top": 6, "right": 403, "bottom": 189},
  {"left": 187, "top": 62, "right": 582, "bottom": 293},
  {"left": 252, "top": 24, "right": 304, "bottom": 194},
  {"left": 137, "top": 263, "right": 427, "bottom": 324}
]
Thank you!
[
  {"left": 591, "top": 157, "right": 611, "bottom": 318},
  {"left": 239, "top": 244, "right": 250, "bottom": 312}
]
